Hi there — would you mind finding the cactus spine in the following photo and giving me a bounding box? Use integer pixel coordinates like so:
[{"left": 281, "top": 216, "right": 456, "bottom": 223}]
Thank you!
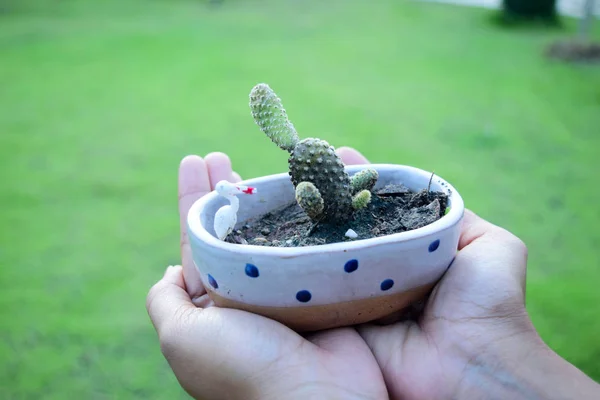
[{"left": 249, "top": 83, "right": 378, "bottom": 224}]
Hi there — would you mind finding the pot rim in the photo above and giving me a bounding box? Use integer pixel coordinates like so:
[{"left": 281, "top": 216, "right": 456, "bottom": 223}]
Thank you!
[{"left": 187, "top": 163, "right": 465, "bottom": 256}]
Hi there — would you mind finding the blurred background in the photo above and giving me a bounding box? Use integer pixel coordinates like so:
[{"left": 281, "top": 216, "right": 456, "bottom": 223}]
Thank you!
[{"left": 1, "top": 0, "right": 599, "bottom": 398}]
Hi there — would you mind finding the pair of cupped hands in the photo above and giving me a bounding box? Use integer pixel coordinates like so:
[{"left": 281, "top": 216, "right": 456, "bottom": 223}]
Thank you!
[{"left": 146, "top": 148, "right": 597, "bottom": 400}]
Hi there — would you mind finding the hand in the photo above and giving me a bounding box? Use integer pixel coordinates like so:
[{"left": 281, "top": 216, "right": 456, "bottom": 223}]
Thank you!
[
  {"left": 146, "top": 152, "right": 388, "bottom": 400},
  {"left": 338, "top": 148, "right": 600, "bottom": 400},
  {"left": 148, "top": 149, "right": 600, "bottom": 400}
]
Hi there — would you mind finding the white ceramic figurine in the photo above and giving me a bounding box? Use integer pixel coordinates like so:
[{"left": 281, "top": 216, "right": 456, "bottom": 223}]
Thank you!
[{"left": 214, "top": 180, "right": 257, "bottom": 240}]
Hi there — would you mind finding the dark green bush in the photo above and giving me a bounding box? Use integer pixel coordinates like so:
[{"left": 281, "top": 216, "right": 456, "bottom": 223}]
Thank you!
[{"left": 501, "top": 0, "right": 558, "bottom": 22}]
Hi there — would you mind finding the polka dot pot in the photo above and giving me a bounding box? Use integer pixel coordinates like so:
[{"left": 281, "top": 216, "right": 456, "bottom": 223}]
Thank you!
[{"left": 188, "top": 164, "right": 464, "bottom": 332}]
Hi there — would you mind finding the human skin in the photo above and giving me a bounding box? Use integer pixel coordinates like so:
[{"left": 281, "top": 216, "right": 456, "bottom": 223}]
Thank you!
[{"left": 146, "top": 148, "right": 600, "bottom": 400}]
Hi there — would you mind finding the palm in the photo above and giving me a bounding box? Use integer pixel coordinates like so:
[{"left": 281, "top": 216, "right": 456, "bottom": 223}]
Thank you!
[
  {"left": 186, "top": 307, "right": 386, "bottom": 398},
  {"left": 176, "top": 152, "right": 387, "bottom": 399},
  {"left": 356, "top": 210, "right": 529, "bottom": 400}
]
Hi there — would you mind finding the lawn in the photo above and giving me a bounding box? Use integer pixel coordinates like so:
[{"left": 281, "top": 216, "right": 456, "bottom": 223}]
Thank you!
[{"left": 1, "top": 0, "right": 599, "bottom": 398}]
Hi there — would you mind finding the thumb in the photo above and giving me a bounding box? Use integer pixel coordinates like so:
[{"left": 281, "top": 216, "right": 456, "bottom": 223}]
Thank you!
[
  {"left": 421, "top": 210, "right": 530, "bottom": 324},
  {"left": 146, "top": 265, "right": 196, "bottom": 335},
  {"left": 457, "top": 210, "right": 528, "bottom": 293},
  {"left": 336, "top": 146, "right": 370, "bottom": 165}
]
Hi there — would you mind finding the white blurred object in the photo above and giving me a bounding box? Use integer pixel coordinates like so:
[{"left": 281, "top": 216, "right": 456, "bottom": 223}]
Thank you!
[
  {"left": 214, "top": 181, "right": 257, "bottom": 241},
  {"left": 345, "top": 229, "right": 358, "bottom": 239}
]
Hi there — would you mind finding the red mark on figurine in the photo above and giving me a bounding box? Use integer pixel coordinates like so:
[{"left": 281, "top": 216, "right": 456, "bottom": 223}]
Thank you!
[{"left": 240, "top": 186, "right": 256, "bottom": 194}]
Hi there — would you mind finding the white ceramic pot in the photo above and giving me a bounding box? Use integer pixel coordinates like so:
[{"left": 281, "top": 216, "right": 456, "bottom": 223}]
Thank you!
[{"left": 187, "top": 164, "right": 464, "bottom": 331}]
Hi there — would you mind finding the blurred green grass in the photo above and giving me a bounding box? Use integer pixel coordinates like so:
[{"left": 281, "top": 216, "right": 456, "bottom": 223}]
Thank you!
[{"left": 1, "top": 0, "right": 599, "bottom": 397}]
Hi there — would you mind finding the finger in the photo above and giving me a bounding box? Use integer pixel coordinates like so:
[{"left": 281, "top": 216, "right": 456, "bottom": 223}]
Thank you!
[
  {"left": 231, "top": 171, "right": 242, "bottom": 183},
  {"left": 147, "top": 265, "right": 196, "bottom": 335},
  {"left": 193, "top": 293, "right": 215, "bottom": 308},
  {"left": 371, "top": 299, "right": 427, "bottom": 325},
  {"left": 336, "top": 146, "right": 370, "bottom": 165},
  {"left": 303, "top": 327, "right": 387, "bottom": 394},
  {"left": 179, "top": 155, "right": 211, "bottom": 300},
  {"left": 355, "top": 320, "right": 423, "bottom": 400},
  {"left": 305, "top": 327, "right": 373, "bottom": 356},
  {"left": 205, "top": 152, "right": 234, "bottom": 188}
]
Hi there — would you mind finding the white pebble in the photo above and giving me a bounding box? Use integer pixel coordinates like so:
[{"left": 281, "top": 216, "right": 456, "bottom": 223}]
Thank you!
[{"left": 345, "top": 229, "right": 358, "bottom": 239}]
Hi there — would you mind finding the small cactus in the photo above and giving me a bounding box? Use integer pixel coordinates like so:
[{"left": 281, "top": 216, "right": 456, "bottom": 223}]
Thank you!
[
  {"left": 288, "top": 137, "right": 353, "bottom": 222},
  {"left": 350, "top": 169, "right": 379, "bottom": 194},
  {"left": 352, "top": 189, "right": 372, "bottom": 210},
  {"left": 295, "top": 182, "right": 324, "bottom": 220},
  {"left": 250, "top": 83, "right": 378, "bottom": 224}
]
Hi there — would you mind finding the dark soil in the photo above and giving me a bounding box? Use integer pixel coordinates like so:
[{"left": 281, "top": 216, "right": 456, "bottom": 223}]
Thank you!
[
  {"left": 546, "top": 41, "right": 600, "bottom": 63},
  {"left": 225, "top": 184, "right": 449, "bottom": 247}
]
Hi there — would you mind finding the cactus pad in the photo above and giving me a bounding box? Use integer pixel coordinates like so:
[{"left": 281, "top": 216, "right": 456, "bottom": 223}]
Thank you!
[
  {"left": 351, "top": 168, "right": 379, "bottom": 194},
  {"left": 295, "top": 182, "right": 324, "bottom": 220},
  {"left": 352, "top": 189, "right": 372, "bottom": 210},
  {"left": 249, "top": 83, "right": 299, "bottom": 152},
  {"left": 289, "top": 138, "right": 353, "bottom": 222}
]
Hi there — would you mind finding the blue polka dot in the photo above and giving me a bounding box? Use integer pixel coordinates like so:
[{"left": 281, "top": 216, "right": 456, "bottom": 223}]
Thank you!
[
  {"left": 208, "top": 274, "right": 218, "bottom": 289},
  {"left": 344, "top": 259, "right": 359, "bottom": 273},
  {"left": 245, "top": 263, "right": 259, "bottom": 278},
  {"left": 380, "top": 279, "right": 394, "bottom": 291},
  {"left": 296, "top": 290, "right": 312, "bottom": 303},
  {"left": 429, "top": 239, "right": 440, "bottom": 252}
]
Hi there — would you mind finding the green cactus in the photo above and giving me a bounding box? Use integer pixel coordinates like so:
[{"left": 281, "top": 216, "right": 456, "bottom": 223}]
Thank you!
[
  {"left": 295, "top": 182, "right": 324, "bottom": 220},
  {"left": 352, "top": 190, "right": 372, "bottom": 210},
  {"left": 249, "top": 83, "right": 378, "bottom": 224},
  {"left": 288, "top": 137, "right": 354, "bottom": 222},
  {"left": 249, "top": 83, "right": 299, "bottom": 152},
  {"left": 350, "top": 169, "right": 379, "bottom": 194}
]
